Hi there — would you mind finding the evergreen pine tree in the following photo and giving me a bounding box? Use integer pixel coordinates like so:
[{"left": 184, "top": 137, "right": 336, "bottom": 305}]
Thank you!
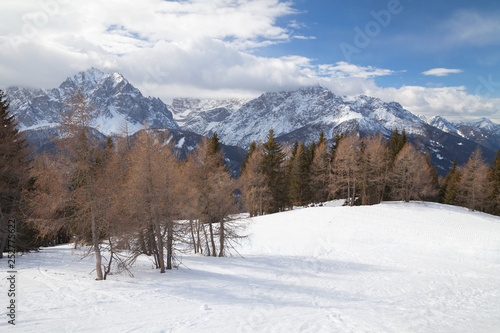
[
  {"left": 401, "top": 129, "right": 408, "bottom": 147},
  {"left": 262, "top": 129, "right": 288, "bottom": 212},
  {"left": 487, "top": 148, "right": 500, "bottom": 215},
  {"left": 0, "top": 90, "right": 33, "bottom": 257},
  {"left": 389, "top": 128, "right": 407, "bottom": 159},
  {"left": 318, "top": 129, "right": 326, "bottom": 147},
  {"left": 208, "top": 132, "right": 224, "bottom": 168},
  {"left": 443, "top": 160, "right": 460, "bottom": 205},
  {"left": 241, "top": 140, "right": 257, "bottom": 173},
  {"left": 308, "top": 141, "right": 316, "bottom": 166},
  {"left": 289, "top": 142, "right": 310, "bottom": 206},
  {"left": 309, "top": 140, "right": 332, "bottom": 204},
  {"left": 290, "top": 140, "right": 299, "bottom": 160}
]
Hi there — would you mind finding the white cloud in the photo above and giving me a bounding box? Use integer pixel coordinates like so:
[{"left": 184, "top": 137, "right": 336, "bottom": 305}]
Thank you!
[
  {"left": 318, "top": 61, "right": 396, "bottom": 79},
  {"left": 118, "top": 38, "right": 316, "bottom": 99},
  {"left": 292, "top": 36, "right": 316, "bottom": 40},
  {"left": 353, "top": 84, "right": 500, "bottom": 123},
  {"left": 309, "top": 77, "right": 500, "bottom": 123},
  {"left": 422, "top": 68, "right": 463, "bottom": 77},
  {"left": 0, "top": 0, "right": 300, "bottom": 89}
]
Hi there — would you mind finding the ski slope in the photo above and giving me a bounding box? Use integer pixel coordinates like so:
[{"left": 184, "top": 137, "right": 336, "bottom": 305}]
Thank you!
[{"left": 1, "top": 202, "right": 500, "bottom": 332}]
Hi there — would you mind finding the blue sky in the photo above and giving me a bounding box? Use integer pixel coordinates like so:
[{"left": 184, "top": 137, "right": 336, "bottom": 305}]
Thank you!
[
  {"left": 268, "top": 0, "right": 500, "bottom": 96},
  {"left": 1, "top": 0, "right": 499, "bottom": 122}
]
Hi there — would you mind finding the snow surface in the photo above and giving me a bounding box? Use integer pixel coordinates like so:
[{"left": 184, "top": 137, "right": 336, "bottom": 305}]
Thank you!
[{"left": 1, "top": 202, "right": 500, "bottom": 332}]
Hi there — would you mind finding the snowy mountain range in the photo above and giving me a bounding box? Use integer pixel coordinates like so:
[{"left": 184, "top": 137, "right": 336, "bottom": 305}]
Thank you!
[
  {"left": 8, "top": 67, "right": 179, "bottom": 134},
  {"left": 427, "top": 116, "right": 500, "bottom": 152},
  {"left": 6, "top": 68, "right": 245, "bottom": 172},
  {"left": 170, "top": 86, "right": 498, "bottom": 173},
  {"left": 6, "top": 68, "right": 499, "bottom": 175},
  {"left": 208, "top": 86, "right": 427, "bottom": 147}
]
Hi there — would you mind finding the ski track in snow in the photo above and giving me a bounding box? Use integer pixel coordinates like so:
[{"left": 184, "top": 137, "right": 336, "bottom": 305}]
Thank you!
[{"left": 1, "top": 202, "right": 499, "bottom": 332}]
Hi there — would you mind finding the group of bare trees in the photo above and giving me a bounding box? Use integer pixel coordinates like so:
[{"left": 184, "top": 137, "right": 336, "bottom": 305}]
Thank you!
[
  {"left": 442, "top": 148, "right": 500, "bottom": 214},
  {"left": 25, "top": 91, "right": 241, "bottom": 280},
  {"left": 240, "top": 128, "right": 499, "bottom": 214}
]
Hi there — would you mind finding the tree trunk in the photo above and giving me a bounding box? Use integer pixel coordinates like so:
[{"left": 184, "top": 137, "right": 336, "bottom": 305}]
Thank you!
[
  {"left": 352, "top": 176, "right": 356, "bottom": 207},
  {"left": 91, "top": 203, "right": 104, "bottom": 280},
  {"left": 259, "top": 193, "right": 263, "bottom": 216},
  {"left": 209, "top": 222, "right": 217, "bottom": 257},
  {"left": 189, "top": 220, "right": 197, "bottom": 254},
  {"left": 166, "top": 220, "right": 173, "bottom": 269},
  {"left": 139, "top": 230, "right": 147, "bottom": 255},
  {"left": 218, "top": 220, "right": 224, "bottom": 257},
  {"left": 203, "top": 224, "right": 211, "bottom": 256},
  {"left": 347, "top": 174, "right": 351, "bottom": 206},
  {"left": 153, "top": 213, "right": 165, "bottom": 273},
  {"left": 196, "top": 220, "right": 202, "bottom": 254},
  {"left": 147, "top": 225, "right": 159, "bottom": 267}
]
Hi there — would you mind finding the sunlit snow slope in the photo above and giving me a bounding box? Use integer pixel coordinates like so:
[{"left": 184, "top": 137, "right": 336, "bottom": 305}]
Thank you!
[{"left": 1, "top": 202, "right": 499, "bottom": 332}]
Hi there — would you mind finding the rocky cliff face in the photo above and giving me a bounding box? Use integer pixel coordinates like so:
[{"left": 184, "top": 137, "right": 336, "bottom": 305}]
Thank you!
[{"left": 169, "top": 98, "right": 249, "bottom": 135}]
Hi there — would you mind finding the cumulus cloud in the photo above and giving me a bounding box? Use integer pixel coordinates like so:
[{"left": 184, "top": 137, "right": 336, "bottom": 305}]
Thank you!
[
  {"left": 422, "top": 68, "right": 463, "bottom": 77},
  {"left": 370, "top": 85, "right": 500, "bottom": 122},
  {"left": 315, "top": 75, "right": 500, "bottom": 122},
  {"left": 0, "top": 0, "right": 498, "bottom": 123},
  {"left": 0, "top": 0, "right": 298, "bottom": 89}
]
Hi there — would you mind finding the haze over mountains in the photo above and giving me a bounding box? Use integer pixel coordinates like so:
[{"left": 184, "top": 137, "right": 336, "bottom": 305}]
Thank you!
[{"left": 6, "top": 68, "right": 500, "bottom": 174}]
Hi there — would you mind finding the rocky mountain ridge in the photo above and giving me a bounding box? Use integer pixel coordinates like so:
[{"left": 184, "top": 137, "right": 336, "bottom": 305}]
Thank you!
[
  {"left": 170, "top": 86, "right": 498, "bottom": 173},
  {"left": 427, "top": 115, "right": 500, "bottom": 153},
  {"left": 8, "top": 67, "right": 179, "bottom": 135}
]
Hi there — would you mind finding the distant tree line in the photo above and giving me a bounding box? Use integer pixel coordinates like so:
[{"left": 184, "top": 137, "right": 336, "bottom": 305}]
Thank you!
[{"left": 239, "top": 128, "right": 500, "bottom": 216}]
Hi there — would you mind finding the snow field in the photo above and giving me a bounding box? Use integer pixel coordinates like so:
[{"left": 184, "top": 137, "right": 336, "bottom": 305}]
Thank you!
[{"left": 1, "top": 202, "right": 499, "bottom": 332}]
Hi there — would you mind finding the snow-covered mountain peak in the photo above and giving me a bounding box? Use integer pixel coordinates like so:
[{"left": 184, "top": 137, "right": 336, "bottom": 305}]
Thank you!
[
  {"left": 204, "top": 86, "right": 429, "bottom": 148},
  {"left": 427, "top": 115, "right": 457, "bottom": 134},
  {"left": 58, "top": 68, "right": 131, "bottom": 94},
  {"left": 426, "top": 115, "right": 500, "bottom": 157},
  {"left": 7, "top": 68, "right": 179, "bottom": 135},
  {"left": 59, "top": 67, "right": 106, "bottom": 92},
  {"left": 463, "top": 117, "right": 500, "bottom": 132}
]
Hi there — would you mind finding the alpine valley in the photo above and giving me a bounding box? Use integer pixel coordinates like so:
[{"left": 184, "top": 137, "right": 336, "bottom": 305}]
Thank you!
[{"left": 7, "top": 68, "right": 500, "bottom": 175}]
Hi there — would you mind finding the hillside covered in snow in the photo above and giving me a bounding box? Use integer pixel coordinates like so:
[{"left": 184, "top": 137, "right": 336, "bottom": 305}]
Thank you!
[{"left": 2, "top": 202, "right": 499, "bottom": 332}]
